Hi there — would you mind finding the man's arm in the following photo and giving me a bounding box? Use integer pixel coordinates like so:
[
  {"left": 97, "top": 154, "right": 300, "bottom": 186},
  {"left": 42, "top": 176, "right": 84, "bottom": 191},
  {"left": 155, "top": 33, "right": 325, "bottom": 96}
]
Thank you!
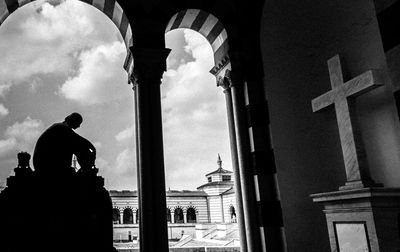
[{"left": 72, "top": 132, "right": 96, "bottom": 169}]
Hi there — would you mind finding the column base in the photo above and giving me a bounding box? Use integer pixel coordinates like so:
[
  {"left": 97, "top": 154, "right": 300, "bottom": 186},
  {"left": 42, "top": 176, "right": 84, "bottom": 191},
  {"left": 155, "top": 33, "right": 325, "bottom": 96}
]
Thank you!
[{"left": 311, "top": 187, "right": 400, "bottom": 252}]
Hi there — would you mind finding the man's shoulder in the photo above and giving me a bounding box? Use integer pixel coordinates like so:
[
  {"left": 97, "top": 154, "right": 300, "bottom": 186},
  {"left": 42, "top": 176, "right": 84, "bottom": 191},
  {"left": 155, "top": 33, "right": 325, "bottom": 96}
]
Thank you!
[
  {"left": 43, "top": 122, "right": 73, "bottom": 135},
  {"left": 49, "top": 122, "right": 70, "bottom": 130}
]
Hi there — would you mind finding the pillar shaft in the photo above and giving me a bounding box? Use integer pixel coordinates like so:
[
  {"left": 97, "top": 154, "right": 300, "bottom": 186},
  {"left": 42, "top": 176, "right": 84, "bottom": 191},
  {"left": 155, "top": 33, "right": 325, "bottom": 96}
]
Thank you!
[
  {"left": 230, "top": 73, "right": 262, "bottom": 252},
  {"left": 171, "top": 212, "right": 175, "bottom": 224},
  {"left": 220, "top": 80, "right": 248, "bottom": 252},
  {"left": 132, "top": 47, "right": 170, "bottom": 252},
  {"left": 120, "top": 210, "right": 124, "bottom": 224}
]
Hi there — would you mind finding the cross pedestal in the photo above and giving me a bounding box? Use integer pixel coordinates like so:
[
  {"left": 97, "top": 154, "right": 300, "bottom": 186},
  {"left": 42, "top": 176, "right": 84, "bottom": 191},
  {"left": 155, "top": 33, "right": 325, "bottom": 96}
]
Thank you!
[
  {"left": 310, "top": 55, "right": 400, "bottom": 251},
  {"left": 311, "top": 188, "right": 400, "bottom": 251}
]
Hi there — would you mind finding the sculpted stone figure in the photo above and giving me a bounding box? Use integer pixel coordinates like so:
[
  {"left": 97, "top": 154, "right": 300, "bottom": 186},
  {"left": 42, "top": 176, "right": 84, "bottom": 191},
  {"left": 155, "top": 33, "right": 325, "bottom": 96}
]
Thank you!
[{"left": 33, "top": 112, "right": 96, "bottom": 175}]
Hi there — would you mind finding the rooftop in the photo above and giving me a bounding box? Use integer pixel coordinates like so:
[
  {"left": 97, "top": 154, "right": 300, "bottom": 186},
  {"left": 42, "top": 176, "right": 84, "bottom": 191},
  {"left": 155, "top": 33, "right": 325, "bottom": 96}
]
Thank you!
[
  {"left": 205, "top": 154, "right": 233, "bottom": 177},
  {"left": 197, "top": 181, "right": 234, "bottom": 190},
  {"left": 109, "top": 189, "right": 208, "bottom": 197}
]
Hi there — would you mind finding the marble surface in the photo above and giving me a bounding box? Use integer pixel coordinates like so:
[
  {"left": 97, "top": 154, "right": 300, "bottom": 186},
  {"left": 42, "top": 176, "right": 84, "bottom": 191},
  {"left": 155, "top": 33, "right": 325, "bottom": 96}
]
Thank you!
[{"left": 312, "top": 55, "right": 384, "bottom": 183}]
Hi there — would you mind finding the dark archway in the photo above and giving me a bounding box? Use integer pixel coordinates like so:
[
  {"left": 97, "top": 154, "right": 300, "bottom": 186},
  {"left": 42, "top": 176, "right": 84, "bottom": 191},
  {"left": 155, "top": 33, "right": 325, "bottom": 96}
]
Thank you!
[
  {"left": 186, "top": 207, "right": 196, "bottom": 223},
  {"left": 230, "top": 206, "right": 236, "bottom": 223},
  {"left": 135, "top": 209, "right": 139, "bottom": 224},
  {"left": 174, "top": 207, "right": 184, "bottom": 223},
  {"left": 112, "top": 208, "right": 120, "bottom": 225},
  {"left": 123, "top": 208, "right": 133, "bottom": 224}
]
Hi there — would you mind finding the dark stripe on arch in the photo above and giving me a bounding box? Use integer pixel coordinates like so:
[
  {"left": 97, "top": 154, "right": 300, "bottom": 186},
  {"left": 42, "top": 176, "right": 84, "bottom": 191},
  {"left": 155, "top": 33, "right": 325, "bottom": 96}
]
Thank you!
[
  {"left": 119, "top": 13, "right": 129, "bottom": 40},
  {"left": 246, "top": 102, "right": 270, "bottom": 127},
  {"left": 103, "top": 0, "right": 115, "bottom": 20},
  {"left": 190, "top": 10, "right": 209, "bottom": 31},
  {"left": 5, "top": 0, "right": 18, "bottom": 13},
  {"left": 213, "top": 39, "right": 228, "bottom": 63},
  {"left": 170, "top": 10, "right": 187, "bottom": 30},
  {"left": 81, "top": 0, "right": 93, "bottom": 5},
  {"left": 257, "top": 200, "right": 283, "bottom": 227},
  {"left": 251, "top": 150, "right": 277, "bottom": 176},
  {"left": 206, "top": 21, "right": 224, "bottom": 45}
]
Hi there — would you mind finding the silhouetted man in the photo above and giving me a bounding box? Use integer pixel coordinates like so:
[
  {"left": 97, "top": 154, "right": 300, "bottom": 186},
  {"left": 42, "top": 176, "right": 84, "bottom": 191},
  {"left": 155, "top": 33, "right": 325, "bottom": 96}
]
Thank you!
[{"left": 33, "top": 113, "right": 96, "bottom": 175}]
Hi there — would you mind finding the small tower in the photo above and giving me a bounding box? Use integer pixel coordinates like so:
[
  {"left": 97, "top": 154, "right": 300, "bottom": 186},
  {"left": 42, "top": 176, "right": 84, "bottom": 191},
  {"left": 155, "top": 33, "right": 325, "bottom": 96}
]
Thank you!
[
  {"left": 217, "top": 154, "right": 222, "bottom": 169},
  {"left": 197, "top": 154, "right": 234, "bottom": 195}
]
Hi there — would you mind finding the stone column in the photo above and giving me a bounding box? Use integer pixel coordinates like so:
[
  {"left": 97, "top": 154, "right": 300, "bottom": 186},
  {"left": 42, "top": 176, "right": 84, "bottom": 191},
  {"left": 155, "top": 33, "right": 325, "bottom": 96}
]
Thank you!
[
  {"left": 228, "top": 70, "right": 262, "bottom": 252},
  {"left": 171, "top": 211, "right": 175, "bottom": 224},
  {"left": 131, "top": 47, "right": 170, "bottom": 252},
  {"left": 133, "top": 210, "right": 137, "bottom": 224},
  {"left": 183, "top": 211, "right": 187, "bottom": 223},
  {"left": 119, "top": 209, "right": 124, "bottom": 224},
  {"left": 217, "top": 75, "right": 248, "bottom": 251}
]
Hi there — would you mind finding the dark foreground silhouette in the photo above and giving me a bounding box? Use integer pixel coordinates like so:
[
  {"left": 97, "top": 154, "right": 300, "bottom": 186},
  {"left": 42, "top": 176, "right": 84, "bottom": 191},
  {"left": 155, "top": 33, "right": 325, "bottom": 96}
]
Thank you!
[
  {"left": 33, "top": 113, "right": 96, "bottom": 175},
  {"left": 0, "top": 152, "right": 116, "bottom": 252}
]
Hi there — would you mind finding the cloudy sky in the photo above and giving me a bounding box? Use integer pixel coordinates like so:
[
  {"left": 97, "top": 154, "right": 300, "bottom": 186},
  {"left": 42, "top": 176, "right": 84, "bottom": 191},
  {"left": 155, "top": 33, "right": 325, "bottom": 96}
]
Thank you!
[{"left": 0, "top": 0, "right": 232, "bottom": 190}]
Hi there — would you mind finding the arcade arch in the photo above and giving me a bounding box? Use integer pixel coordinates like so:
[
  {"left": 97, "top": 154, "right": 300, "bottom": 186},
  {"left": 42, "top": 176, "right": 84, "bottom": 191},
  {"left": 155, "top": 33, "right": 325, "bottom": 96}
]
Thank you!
[
  {"left": 123, "top": 208, "right": 133, "bottom": 224},
  {"left": 0, "top": 1, "right": 284, "bottom": 250},
  {"left": 166, "top": 208, "right": 171, "bottom": 223},
  {"left": 186, "top": 207, "right": 197, "bottom": 223},
  {"left": 174, "top": 207, "right": 184, "bottom": 223},
  {"left": 112, "top": 208, "right": 120, "bottom": 224}
]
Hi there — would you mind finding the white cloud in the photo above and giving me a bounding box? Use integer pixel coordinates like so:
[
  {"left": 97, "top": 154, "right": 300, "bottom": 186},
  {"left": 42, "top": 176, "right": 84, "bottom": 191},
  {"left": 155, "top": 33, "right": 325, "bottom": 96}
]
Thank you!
[
  {"left": 115, "top": 125, "right": 134, "bottom": 143},
  {"left": 100, "top": 148, "right": 136, "bottom": 190},
  {"left": 96, "top": 156, "right": 109, "bottom": 168},
  {"left": 114, "top": 148, "right": 135, "bottom": 175},
  {"left": 162, "top": 29, "right": 232, "bottom": 189},
  {"left": 0, "top": 84, "right": 11, "bottom": 97},
  {"left": 0, "top": 0, "right": 123, "bottom": 89},
  {"left": 22, "top": 0, "right": 94, "bottom": 43},
  {"left": 0, "top": 104, "right": 9, "bottom": 118},
  {"left": 0, "top": 138, "right": 17, "bottom": 156},
  {"left": 0, "top": 117, "right": 44, "bottom": 158},
  {"left": 93, "top": 141, "right": 103, "bottom": 149},
  {"left": 59, "top": 42, "right": 128, "bottom": 105},
  {"left": 184, "top": 30, "right": 215, "bottom": 64}
]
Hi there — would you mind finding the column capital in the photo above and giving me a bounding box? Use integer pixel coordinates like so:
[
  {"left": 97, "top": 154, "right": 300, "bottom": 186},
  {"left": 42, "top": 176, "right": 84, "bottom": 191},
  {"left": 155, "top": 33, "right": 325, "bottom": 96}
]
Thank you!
[
  {"left": 217, "top": 76, "right": 231, "bottom": 92},
  {"left": 129, "top": 47, "right": 171, "bottom": 87},
  {"left": 225, "top": 69, "right": 245, "bottom": 88}
]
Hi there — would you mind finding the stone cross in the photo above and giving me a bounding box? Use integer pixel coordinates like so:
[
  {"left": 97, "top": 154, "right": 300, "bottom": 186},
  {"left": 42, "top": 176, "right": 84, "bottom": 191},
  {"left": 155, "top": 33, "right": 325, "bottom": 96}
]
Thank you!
[{"left": 312, "top": 55, "right": 384, "bottom": 189}]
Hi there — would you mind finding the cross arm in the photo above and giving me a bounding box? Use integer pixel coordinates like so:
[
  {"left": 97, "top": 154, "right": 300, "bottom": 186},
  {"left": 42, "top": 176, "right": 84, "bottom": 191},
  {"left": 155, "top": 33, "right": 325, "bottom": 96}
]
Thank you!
[
  {"left": 312, "top": 90, "right": 336, "bottom": 112},
  {"left": 346, "top": 70, "right": 385, "bottom": 98}
]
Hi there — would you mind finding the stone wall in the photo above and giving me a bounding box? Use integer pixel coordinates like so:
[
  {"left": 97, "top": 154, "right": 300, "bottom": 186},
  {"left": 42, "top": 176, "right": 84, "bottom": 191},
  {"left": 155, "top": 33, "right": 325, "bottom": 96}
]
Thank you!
[
  {"left": 261, "top": 0, "right": 399, "bottom": 250},
  {"left": 113, "top": 224, "right": 196, "bottom": 241}
]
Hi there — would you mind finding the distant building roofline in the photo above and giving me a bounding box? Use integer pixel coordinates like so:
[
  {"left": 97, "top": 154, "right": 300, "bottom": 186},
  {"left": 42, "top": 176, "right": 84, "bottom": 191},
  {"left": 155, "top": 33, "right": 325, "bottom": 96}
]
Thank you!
[
  {"left": 109, "top": 189, "right": 208, "bottom": 197},
  {"left": 197, "top": 181, "right": 234, "bottom": 190},
  {"left": 205, "top": 168, "right": 233, "bottom": 177}
]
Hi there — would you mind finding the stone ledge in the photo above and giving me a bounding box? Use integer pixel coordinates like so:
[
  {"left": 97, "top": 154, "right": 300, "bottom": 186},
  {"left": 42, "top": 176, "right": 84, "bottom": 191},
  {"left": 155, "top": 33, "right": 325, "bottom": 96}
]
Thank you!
[{"left": 310, "top": 187, "right": 400, "bottom": 202}]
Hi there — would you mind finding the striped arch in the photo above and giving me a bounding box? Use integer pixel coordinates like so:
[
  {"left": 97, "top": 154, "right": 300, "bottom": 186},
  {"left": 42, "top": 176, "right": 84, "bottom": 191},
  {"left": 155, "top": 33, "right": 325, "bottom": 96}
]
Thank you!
[
  {"left": 185, "top": 205, "right": 198, "bottom": 213},
  {"left": 113, "top": 206, "right": 122, "bottom": 211},
  {"left": 171, "top": 205, "right": 183, "bottom": 212},
  {"left": 0, "top": 0, "right": 133, "bottom": 54},
  {"left": 122, "top": 205, "right": 133, "bottom": 210},
  {"left": 165, "top": 9, "right": 230, "bottom": 78}
]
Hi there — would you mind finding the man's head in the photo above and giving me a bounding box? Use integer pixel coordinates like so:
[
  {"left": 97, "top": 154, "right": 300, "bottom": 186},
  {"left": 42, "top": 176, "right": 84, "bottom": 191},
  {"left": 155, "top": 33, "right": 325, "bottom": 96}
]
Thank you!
[{"left": 64, "top": 113, "right": 83, "bottom": 129}]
